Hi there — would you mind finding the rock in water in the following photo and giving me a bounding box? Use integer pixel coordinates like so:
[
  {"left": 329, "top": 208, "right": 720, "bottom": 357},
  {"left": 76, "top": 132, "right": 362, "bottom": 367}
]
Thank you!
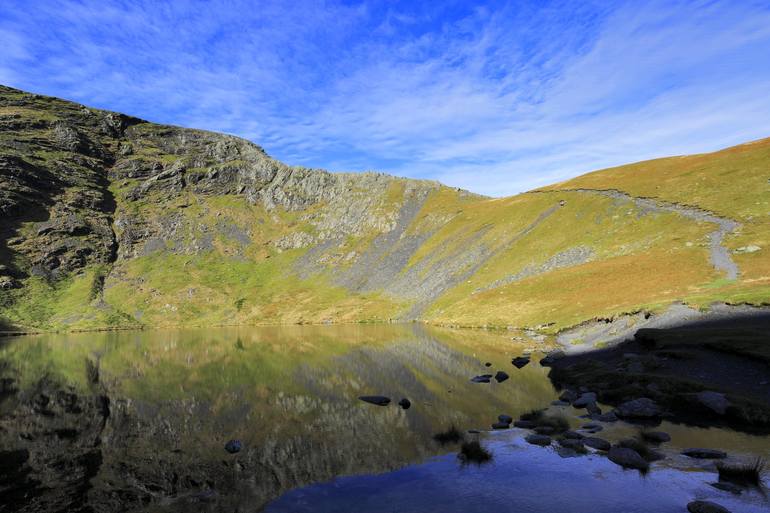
[
  {"left": 512, "top": 356, "right": 530, "bottom": 369},
  {"left": 225, "top": 439, "right": 242, "bottom": 454},
  {"left": 494, "top": 371, "right": 509, "bottom": 383},
  {"left": 583, "top": 437, "right": 611, "bottom": 451},
  {"left": 525, "top": 434, "right": 552, "bottom": 446},
  {"left": 681, "top": 448, "right": 727, "bottom": 459},
  {"left": 696, "top": 391, "right": 731, "bottom": 415},
  {"left": 498, "top": 414, "right": 513, "bottom": 424},
  {"left": 687, "top": 500, "right": 732, "bottom": 513},
  {"left": 492, "top": 421, "right": 510, "bottom": 430},
  {"left": 359, "top": 395, "right": 391, "bottom": 406},
  {"left": 615, "top": 397, "right": 661, "bottom": 418},
  {"left": 470, "top": 374, "right": 493, "bottom": 383},
  {"left": 572, "top": 392, "right": 597, "bottom": 408},
  {"left": 607, "top": 447, "right": 649, "bottom": 470},
  {"left": 398, "top": 398, "right": 411, "bottom": 409}
]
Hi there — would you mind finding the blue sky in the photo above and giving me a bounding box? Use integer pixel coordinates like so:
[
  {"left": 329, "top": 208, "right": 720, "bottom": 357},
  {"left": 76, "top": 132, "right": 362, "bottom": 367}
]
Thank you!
[{"left": 2, "top": 0, "right": 770, "bottom": 196}]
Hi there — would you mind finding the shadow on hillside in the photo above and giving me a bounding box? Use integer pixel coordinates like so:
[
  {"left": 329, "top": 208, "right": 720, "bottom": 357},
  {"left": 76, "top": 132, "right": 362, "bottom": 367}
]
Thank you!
[{"left": 548, "top": 311, "right": 770, "bottom": 434}]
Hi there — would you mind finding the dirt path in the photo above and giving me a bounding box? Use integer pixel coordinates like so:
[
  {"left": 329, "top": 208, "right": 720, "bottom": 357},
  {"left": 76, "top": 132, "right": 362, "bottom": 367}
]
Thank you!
[{"left": 536, "top": 188, "right": 741, "bottom": 279}]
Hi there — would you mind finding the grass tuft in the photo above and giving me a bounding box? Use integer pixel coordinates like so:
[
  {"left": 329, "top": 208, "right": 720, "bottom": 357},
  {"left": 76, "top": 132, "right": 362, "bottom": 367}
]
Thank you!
[
  {"left": 717, "top": 458, "right": 766, "bottom": 487},
  {"left": 458, "top": 441, "right": 492, "bottom": 464}
]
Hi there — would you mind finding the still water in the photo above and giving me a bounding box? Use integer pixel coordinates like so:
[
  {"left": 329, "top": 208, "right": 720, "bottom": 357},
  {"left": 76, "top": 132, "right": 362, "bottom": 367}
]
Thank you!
[{"left": 0, "top": 324, "right": 767, "bottom": 512}]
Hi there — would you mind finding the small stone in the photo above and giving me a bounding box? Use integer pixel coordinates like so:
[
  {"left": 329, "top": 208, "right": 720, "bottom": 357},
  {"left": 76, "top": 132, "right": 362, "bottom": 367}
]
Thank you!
[
  {"left": 494, "top": 371, "right": 509, "bottom": 383},
  {"left": 470, "top": 374, "right": 493, "bottom": 383},
  {"left": 512, "top": 356, "right": 530, "bottom": 369},
  {"left": 687, "top": 500, "right": 732, "bottom": 513},
  {"left": 359, "top": 395, "right": 391, "bottom": 406},
  {"left": 682, "top": 448, "right": 727, "bottom": 459},
  {"left": 583, "top": 437, "right": 611, "bottom": 451},
  {"left": 398, "top": 398, "right": 411, "bottom": 409},
  {"left": 225, "top": 439, "right": 242, "bottom": 454},
  {"left": 484, "top": 362, "right": 492, "bottom": 367},
  {"left": 608, "top": 447, "right": 649, "bottom": 470},
  {"left": 525, "top": 434, "right": 552, "bottom": 446}
]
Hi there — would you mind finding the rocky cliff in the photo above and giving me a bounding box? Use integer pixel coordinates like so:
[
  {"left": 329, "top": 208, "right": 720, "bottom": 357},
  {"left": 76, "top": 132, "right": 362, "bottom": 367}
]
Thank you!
[{"left": 1, "top": 85, "right": 768, "bottom": 332}]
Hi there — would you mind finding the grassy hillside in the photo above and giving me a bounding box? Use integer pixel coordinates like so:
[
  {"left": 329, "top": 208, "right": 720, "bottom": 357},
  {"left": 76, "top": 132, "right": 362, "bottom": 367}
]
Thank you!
[{"left": 1, "top": 85, "right": 768, "bottom": 333}]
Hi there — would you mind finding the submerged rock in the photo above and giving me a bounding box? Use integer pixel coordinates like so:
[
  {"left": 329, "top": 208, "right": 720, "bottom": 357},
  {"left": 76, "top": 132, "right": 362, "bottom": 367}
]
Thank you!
[
  {"left": 607, "top": 447, "right": 649, "bottom": 470},
  {"left": 494, "top": 371, "right": 509, "bottom": 383},
  {"left": 224, "top": 439, "right": 242, "bottom": 454},
  {"left": 359, "top": 395, "right": 391, "bottom": 406},
  {"left": 682, "top": 448, "right": 727, "bottom": 459},
  {"left": 641, "top": 431, "right": 671, "bottom": 443},
  {"left": 398, "top": 398, "right": 411, "bottom": 409},
  {"left": 687, "top": 500, "right": 732, "bottom": 513}
]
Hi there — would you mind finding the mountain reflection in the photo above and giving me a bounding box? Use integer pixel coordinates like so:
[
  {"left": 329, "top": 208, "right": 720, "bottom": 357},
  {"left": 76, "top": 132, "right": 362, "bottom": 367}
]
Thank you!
[{"left": 0, "top": 324, "right": 554, "bottom": 512}]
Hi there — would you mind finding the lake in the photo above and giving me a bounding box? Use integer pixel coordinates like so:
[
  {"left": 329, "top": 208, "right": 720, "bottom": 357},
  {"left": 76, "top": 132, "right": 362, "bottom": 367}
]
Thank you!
[{"left": 0, "top": 324, "right": 767, "bottom": 512}]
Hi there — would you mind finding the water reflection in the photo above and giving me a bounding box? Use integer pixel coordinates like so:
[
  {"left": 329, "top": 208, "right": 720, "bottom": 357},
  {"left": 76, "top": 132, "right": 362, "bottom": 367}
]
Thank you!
[{"left": 0, "top": 324, "right": 556, "bottom": 512}]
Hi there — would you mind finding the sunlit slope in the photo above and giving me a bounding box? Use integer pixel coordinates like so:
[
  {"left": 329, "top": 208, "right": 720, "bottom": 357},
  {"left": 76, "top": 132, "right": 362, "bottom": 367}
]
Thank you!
[{"left": 1, "top": 85, "right": 768, "bottom": 332}]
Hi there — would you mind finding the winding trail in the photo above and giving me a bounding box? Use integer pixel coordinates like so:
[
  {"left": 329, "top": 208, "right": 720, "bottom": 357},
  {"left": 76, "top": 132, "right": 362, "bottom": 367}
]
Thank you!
[{"left": 532, "top": 188, "right": 742, "bottom": 279}]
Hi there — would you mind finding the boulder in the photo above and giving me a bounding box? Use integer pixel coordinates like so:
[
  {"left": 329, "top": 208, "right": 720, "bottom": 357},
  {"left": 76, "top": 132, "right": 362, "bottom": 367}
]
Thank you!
[
  {"left": 359, "top": 395, "right": 391, "bottom": 406},
  {"left": 687, "top": 500, "right": 732, "bottom": 513},
  {"left": 398, "top": 398, "right": 411, "bottom": 410},
  {"left": 512, "top": 356, "right": 530, "bottom": 369},
  {"left": 641, "top": 431, "right": 670, "bottom": 443},
  {"left": 682, "top": 448, "right": 727, "bottom": 459},
  {"left": 607, "top": 447, "right": 649, "bottom": 470},
  {"left": 525, "top": 434, "right": 552, "bottom": 446},
  {"left": 225, "top": 439, "right": 242, "bottom": 454},
  {"left": 494, "top": 371, "right": 509, "bottom": 383},
  {"left": 615, "top": 398, "right": 661, "bottom": 419},
  {"left": 696, "top": 391, "right": 730, "bottom": 415},
  {"left": 583, "top": 437, "right": 611, "bottom": 451}
]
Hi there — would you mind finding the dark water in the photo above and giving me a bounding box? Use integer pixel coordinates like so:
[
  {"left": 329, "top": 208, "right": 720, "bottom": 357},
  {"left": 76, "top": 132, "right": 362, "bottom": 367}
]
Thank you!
[{"left": 0, "top": 324, "right": 767, "bottom": 512}]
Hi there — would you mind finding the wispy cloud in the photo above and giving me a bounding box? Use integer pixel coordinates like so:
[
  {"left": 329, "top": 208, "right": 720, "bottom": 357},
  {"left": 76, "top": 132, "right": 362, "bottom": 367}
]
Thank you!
[{"left": 1, "top": 0, "right": 769, "bottom": 196}]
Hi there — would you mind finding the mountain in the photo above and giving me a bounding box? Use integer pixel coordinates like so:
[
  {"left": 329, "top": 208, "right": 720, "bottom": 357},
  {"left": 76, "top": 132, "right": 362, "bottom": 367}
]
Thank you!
[{"left": 1, "top": 85, "right": 768, "bottom": 332}]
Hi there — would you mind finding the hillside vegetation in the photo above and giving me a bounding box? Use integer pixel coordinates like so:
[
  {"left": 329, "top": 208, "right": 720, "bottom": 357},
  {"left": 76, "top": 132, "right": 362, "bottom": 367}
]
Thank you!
[{"left": 1, "top": 85, "right": 768, "bottom": 332}]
